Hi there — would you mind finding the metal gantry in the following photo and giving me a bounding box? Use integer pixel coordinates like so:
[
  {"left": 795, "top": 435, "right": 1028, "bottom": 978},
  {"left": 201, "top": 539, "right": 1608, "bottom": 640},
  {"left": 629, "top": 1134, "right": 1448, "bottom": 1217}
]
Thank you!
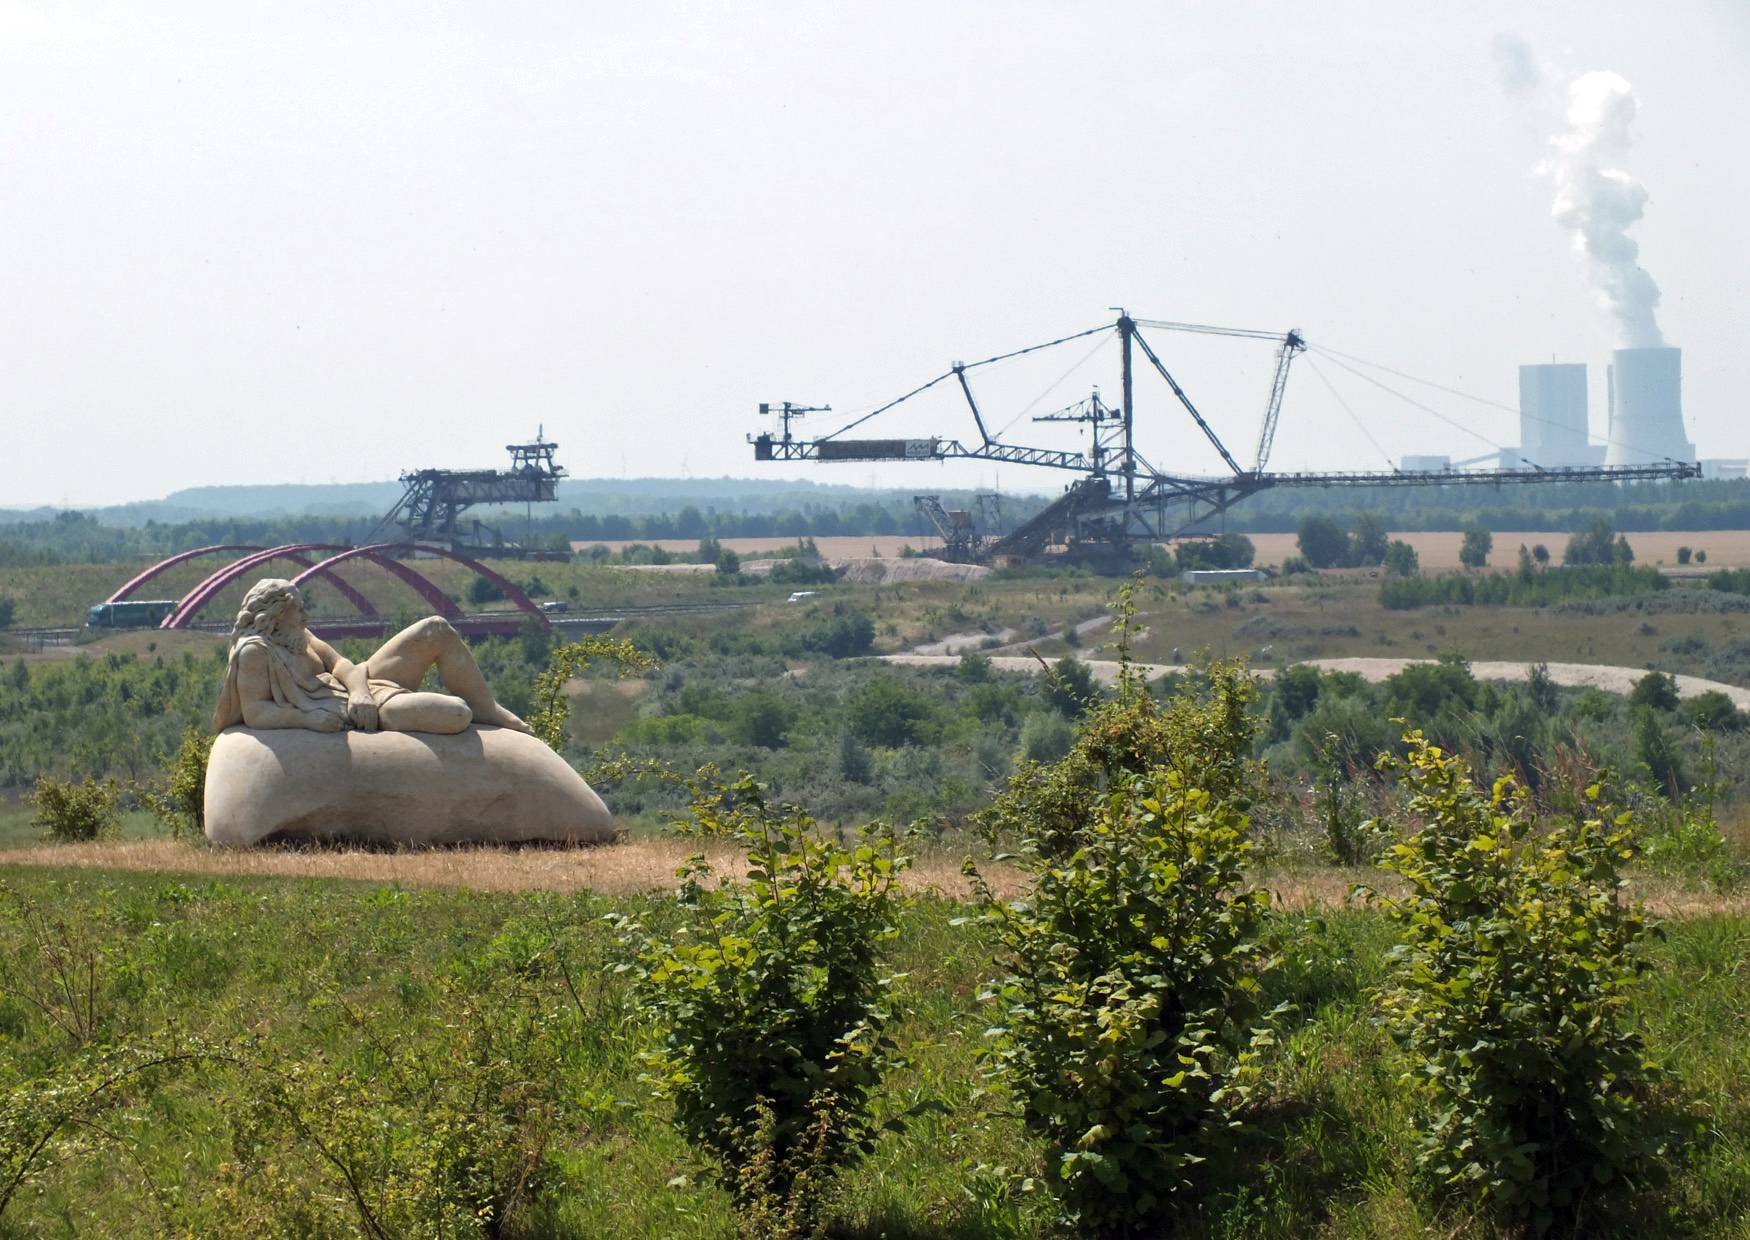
[
  {"left": 749, "top": 314, "right": 1699, "bottom": 560},
  {"left": 370, "top": 429, "right": 566, "bottom": 552}
]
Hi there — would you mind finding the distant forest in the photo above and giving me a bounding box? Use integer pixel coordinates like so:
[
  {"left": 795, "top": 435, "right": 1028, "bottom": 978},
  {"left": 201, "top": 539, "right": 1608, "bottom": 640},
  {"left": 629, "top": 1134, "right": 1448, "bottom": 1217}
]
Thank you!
[{"left": 3, "top": 476, "right": 1749, "bottom": 566}]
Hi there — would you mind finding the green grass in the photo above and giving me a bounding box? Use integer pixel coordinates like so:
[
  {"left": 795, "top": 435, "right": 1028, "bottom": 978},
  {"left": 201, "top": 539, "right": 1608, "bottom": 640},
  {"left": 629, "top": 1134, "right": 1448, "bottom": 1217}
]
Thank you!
[{"left": 0, "top": 867, "right": 1746, "bottom": 1237}]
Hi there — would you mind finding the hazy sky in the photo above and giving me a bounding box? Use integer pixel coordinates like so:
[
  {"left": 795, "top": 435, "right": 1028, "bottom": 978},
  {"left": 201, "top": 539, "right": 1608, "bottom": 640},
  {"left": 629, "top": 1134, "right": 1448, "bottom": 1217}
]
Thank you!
[{"left": 2, "top": 1, "right": 1745, "bottom": 506}]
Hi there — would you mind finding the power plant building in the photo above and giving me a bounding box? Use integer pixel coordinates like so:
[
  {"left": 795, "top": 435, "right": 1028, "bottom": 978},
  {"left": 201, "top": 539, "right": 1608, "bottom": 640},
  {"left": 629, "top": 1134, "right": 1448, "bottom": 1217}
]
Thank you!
[
  {"left": 1604, "top": 347, "right": 1695, "bottom": 467},
  {"left": 1515, "top": 363, "right": 1605, "bottom": 468}
]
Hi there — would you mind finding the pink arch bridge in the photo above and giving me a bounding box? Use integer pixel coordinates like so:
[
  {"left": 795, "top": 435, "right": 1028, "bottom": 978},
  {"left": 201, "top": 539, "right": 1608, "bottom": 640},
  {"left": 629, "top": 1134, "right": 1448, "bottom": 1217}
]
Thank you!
[{"left": 113, "top": 543, "right": 550, "bottom": 637}]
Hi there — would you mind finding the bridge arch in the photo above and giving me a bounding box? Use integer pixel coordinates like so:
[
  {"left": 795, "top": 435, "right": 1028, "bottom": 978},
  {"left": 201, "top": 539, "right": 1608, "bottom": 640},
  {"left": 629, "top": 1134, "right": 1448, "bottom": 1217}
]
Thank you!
[
  {"left": 288, "top": 545, "right": 547, "bottom": 627},
  {"left": 161, "top": 543, "right": 545, "bottom": 630},
  {"left": 111, "top": 544, "right": 380, "bottom": 619}
]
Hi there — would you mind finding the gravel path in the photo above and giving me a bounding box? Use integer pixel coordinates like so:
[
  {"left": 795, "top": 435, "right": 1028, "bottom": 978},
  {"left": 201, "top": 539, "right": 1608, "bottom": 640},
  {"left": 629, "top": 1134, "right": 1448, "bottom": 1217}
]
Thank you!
[{"left": 876, "top": 653, "right": 1750, "bottom": 706}]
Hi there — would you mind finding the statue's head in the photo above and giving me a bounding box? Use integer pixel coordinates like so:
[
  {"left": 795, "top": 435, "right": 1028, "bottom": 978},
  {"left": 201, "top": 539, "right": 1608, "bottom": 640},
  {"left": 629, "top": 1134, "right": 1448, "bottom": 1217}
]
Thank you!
[{"left": 229, "top": 578, "right": 309, "bottom": 654}]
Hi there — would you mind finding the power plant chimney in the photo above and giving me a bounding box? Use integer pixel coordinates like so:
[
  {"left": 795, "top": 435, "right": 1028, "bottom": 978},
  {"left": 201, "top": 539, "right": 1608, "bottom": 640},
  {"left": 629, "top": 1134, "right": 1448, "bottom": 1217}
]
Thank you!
[{"left": 1603, "top": 346, "right": 1693, "bottom": 466}]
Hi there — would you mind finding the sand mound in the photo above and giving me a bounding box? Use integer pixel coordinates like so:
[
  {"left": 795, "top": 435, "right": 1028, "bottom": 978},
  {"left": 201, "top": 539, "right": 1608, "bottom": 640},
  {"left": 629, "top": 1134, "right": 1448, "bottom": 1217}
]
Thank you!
[{"left": 833, "top": 557, "right": 991, "bottom": 584}]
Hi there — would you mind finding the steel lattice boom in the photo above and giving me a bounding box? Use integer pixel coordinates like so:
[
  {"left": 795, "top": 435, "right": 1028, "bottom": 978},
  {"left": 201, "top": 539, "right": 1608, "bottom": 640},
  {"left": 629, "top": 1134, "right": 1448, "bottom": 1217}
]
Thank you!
[{"left": 749, "top": 314, "right": 1699, "bottom": 559}]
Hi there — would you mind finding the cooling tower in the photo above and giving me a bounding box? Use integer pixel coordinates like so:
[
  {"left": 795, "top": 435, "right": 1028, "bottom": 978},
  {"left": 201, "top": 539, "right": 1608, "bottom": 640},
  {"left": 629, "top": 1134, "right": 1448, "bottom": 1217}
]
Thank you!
[
  {"left": 1518, "top": 364, "right": 1590, "bottom": 465},
  {"left": 1604, "top": 347, "right": 1694, "bottom": 466}
]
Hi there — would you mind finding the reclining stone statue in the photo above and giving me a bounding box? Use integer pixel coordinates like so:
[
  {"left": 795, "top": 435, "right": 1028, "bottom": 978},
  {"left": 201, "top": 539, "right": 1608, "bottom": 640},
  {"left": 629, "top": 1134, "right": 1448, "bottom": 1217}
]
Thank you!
[
  {"left": 212, "top": 578, "right": 532, "bottom": 736},
  {"left": 204, "top": 578, "right": 612, "bottom": 847}
]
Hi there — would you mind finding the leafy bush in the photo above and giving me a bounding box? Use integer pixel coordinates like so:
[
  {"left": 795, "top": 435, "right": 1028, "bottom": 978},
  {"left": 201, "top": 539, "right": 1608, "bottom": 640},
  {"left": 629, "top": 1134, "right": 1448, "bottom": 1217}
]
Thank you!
[
  {"left": 769, "top": 558, "right": 837, "bottom": 587},
  {"left": 1371, "top": 734, "right": 1665, "bottom": 1233},
  {"left": 467, "top": 575, "right": 507, "bottom": 605},
  {"left": 28, "top": 776, "right": 119, "bottom": 843},
  {"left": 1635, "top": 707, "right": 1686, "bottom": 798},
  {"left": 1042, "top": 655, "right": 1097, "bottom": 717},
  {"left": 846, "top": 676, "right": 936, "bottom": 747},
  {"left": 1684, "top": 689, "right": 1741, "bottom": 732},
  {"left": 1018, "top": 710, "right": 1074, "bottom": 763},
  {"left": 0, "top": 596, "right": 14, "bottom": 628},
  {"left": 1175, "top": 532, "right": 1256, "bottom": 571},
  {"left": 799, "top": 607, "right": 874, "bottom": 658},
  {"left": 967, "top": 729, "right": 1275, "bottom": 1233},
  {"left": 141, "top": 727, "right": 212, "bottom": 838},
  {"left": 615, "top": 776, "right": 910, "bottom": 1239},
  {"left": 1382, "top": 539, "right": 1419, "bottom": 577},
  {"left": 982, "top": 651, "right": 1259, "bottom": 861},
  {"left": 732, "top": 693, "right": 795, "bottom": 749},
  {"left": 1628, "top": 670, "right": 1679, "bottom": 712}
]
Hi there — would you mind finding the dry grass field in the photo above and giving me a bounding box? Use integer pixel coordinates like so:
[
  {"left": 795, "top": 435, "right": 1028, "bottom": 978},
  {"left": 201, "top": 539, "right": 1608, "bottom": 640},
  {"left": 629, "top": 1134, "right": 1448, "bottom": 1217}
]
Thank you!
[{"left": 0, "top": 837, "right": 1021, "bottom": 900}]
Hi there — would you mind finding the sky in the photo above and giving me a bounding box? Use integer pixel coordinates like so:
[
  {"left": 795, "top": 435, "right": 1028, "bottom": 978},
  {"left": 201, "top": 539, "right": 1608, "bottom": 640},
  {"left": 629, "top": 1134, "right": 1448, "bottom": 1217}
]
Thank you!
[{"left": 1, "top": 0, "right": 1745, "bottom": 507}]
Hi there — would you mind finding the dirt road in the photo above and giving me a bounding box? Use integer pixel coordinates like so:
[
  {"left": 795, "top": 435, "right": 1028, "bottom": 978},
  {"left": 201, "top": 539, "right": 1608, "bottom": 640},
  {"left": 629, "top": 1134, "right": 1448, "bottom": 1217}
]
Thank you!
[{"left": 877, "top": 653, "right": 1750, "bottom": 707}]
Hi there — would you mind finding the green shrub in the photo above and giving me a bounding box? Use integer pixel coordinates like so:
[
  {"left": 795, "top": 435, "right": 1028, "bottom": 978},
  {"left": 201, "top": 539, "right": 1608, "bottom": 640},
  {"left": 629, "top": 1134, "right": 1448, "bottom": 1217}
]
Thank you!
[
  {"left": 467, "top": 575, "right": 507, "bottom": 605},
  {"left": 983, "top": 653, "right": 1258, "bottom": 861},
  {"left": 1629, "top": 670, "right": 1680, "bottom": 712},
  {"left": 1017, "top": 711, "right": 1074, "bottom": 763},
  {"left": 1635, "top": 707, "right": 1686, "bottom": 799},
  {"left": 28, "top": 775, "right": 119, "bottom": 843},
  {"left": 966, "top": 768, "right": 1275, "bottom": 1235},
  {"left": 846, "top": 676, "right": 935, "bottom": 747},
  {"left": 615, "top": 775, "right": 910, "bottom": 1238},
  {"left": 1684, "top": 689, "right": 1741, "bottom": 733},
  {"left": 141, "top": 727, "right": 213, "bottom": 838},
  {"left": 1371, "top": 733, "right": 1665, "bottom": 1233},
  {"left": 799, "top": 607, "right": 874, "bottom": 657},
  {"left": 1382, "top": 539, "right": 1419, "bottom": 577}
]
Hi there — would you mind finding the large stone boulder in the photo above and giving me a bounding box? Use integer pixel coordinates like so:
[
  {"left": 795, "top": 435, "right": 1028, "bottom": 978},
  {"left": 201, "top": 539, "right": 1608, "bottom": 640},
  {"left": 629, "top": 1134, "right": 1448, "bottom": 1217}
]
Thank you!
[{"left": 204, "top": 726, "right": 614, "bottom": 847}]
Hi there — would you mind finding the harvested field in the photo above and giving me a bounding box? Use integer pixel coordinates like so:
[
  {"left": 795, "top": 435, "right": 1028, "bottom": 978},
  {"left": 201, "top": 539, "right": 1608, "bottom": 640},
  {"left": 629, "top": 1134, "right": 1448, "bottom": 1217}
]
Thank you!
[
  {"left": 1243, "top": 529, "right": 1750, "bottom": 570},
  {"left": 569, "top": 530, "right": 1750, "bottom": 571},
  {"left": 571, "top": 534, "right": 929, "bottom": 558}
]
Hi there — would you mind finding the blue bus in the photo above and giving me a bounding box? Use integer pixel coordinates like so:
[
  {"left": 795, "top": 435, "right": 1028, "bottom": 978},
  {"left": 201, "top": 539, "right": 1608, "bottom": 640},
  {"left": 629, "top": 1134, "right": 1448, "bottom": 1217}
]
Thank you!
[{"left": 87, "top": 599, "right": 179, "bottom": 629}]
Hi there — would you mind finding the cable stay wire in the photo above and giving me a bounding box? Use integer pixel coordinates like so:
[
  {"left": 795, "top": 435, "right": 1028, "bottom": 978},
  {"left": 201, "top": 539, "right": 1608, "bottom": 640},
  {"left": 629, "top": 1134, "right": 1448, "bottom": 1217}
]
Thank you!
[
  {"left": 1313, "top": 350, "right": 1512, "bottom": 457},
  {"left": 1312, "top": 342, "right": 1684, "bottom": 466},
  {"left": 1310, "top": 343, "right": 1521, "bottom": 415},
  {"left": 816, "top": 322, "right": 1109, "bottom": 443},
  {"left": 1133, "top": 318, "right": 1287, "bottom": 341},
  {"left": 1302, "top": 357, "right": 1398, "bottom": 471},
  {"left": 1313, "top": 343, "right": 1687, "bottom": 468},
  {"left": 992, "top": 332, "right": 1115, "bottom": 439}
]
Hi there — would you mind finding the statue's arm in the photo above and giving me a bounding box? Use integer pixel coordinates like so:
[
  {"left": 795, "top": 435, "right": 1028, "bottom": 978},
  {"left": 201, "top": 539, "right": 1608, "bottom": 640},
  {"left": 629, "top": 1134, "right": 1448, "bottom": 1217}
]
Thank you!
[
  {"left": 311, "top": 635, "right": 378, "bottom": 731},
  {"left": 237, "top": 645, "right": 344, "bottom": 732}
]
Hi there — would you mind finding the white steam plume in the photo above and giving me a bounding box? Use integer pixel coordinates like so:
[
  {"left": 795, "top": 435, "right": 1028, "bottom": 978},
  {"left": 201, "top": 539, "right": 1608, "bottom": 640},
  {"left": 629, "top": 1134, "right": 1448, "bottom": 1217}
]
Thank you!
[{"left": 1547, "top": 71, "right": 1664, "bottom": 347}]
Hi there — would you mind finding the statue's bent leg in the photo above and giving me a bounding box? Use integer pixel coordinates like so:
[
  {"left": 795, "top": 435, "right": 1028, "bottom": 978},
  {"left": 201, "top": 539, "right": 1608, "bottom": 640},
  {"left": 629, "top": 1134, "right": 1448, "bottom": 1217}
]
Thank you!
[
  {"left": 376, "top": 691, "right": 472, "bottom": 735},
  {"left": 366, "top": 617, "right": 531, "bottom": 732}
]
